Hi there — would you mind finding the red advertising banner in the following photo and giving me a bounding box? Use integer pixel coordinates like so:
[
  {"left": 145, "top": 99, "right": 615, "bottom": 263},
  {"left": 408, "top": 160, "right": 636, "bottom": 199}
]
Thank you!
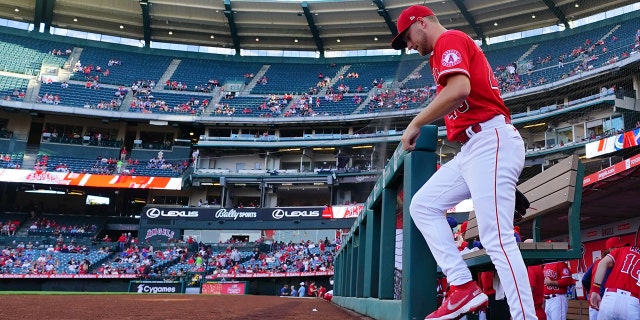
[
  {"left": 0, "top": 168, "right": 182, "bottom": 189},
  {"left": 327, "top": 204, "right": 364, "bottom": 219},
  {"left": 583, "top": 153, "right": 640, "bottom": 186},
  {"left": 205, "top": 271, "right": 334, "bottom": 280},
  {"left": 0, "top": 274, "right": 140, "bottom": 279},
  {"left": 201, "top": 282, "right": 246, "bottom": 295}
]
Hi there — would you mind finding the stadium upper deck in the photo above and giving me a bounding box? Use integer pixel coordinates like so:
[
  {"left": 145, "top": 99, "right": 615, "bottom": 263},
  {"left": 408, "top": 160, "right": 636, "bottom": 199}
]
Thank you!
[{"left": 0, "top": 9, "right": 635, "bottom": 216}]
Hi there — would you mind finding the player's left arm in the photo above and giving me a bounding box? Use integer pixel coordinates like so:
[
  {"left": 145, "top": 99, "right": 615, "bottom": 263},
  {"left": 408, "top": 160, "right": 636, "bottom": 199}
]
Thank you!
[
  {"left": 589, "top": 255, "right": 614, "bottom": 309},
  {"left": 556, "top": 270, "right": 575, "bottom": 287}
]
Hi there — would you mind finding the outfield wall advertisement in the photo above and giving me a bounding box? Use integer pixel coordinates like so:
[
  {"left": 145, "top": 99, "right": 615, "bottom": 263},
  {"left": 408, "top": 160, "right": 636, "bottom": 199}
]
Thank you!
[
  {"left": 205, "top": 271, "right": 333, "bottom": 279},
  {"left": 201, "top": 281, "right": 247, "bottom": 295},
  {"left": 140, "top": 206, "right": 362, "bottom": 222},
  {"left": 128, "top": 280, "right": 186, "bottom": 294}
]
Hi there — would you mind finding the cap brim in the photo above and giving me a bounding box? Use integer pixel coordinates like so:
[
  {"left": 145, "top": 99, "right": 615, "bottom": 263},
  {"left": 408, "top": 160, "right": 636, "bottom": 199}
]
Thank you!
[{"left": 391, "top": 32, "right": 407, "bottom": 50}]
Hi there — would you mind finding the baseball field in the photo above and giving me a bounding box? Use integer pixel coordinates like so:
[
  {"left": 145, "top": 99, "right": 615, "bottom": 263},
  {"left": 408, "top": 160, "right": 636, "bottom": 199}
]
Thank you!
[{"left": 0, "top": 292, "right": 371, "bottom": 320}]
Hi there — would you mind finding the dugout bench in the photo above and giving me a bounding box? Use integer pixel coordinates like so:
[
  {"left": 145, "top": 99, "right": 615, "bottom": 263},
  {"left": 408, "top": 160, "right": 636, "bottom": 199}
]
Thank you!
[
  {"left": 567, "top": 299, "right": 589, "bottom": 320},
  {"left": 462, "top": 154, "right": 585, "bottom": 270}
]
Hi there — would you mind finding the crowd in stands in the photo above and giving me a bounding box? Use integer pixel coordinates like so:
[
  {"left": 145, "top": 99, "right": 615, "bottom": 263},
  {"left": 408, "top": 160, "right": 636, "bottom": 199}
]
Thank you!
[
  {"left": 130, "top": 95, "right": 208, "bottom": 114},
  {"left": 145, "top": 150, "right": 190, "bottom": 174},
  {"left": 0, "top": 153, "right": 21, "bottom": 169},
  {"left": 10, "top": 89, "right": 25, "bottom": 100},
  {"left": 50, "top": 48, "right": 72, "bottom": 56},
  {"left": 0, "top": 228, "right": 343, "bottom": 278},
  {"left": 201, "top": 238, "right": 338, "bottom": 276},
  {"left": 37, "top": 79, "right": 124, "bottom": 111},
  {"left": 27, "top": 217, "right": 98, "bottom": 237},
  {"left": 0, "top": 231, "right": 111, "bottom": 275},
  {"left": 496, "top": 29, "right": 640, "bottom": 94},
  {"left": 72, "top": 59, "right": 116, "bottom": 80},
  {"left": 1, "top": 23, "right": 637, "bottom": 123},
  {"left": 257, "top": 94, "right": 289, "bottom": 116},
  {"left": 164, "top": 79, "right": 216, "bottom": 93},
  {"left": 129, "top": 80, "right": 208, "bottom": 114},
  {"left": 0, "top": 219, "right": 20, "bottom": 236},
  {"left": 365, "top": 87, "right": 433, "bottom": 112},
  {"left": 31, "top": 152, "right": 189, "bottom": 176},
  {"left": 211, "top": 103, "right": 236, "bottom": 116}
]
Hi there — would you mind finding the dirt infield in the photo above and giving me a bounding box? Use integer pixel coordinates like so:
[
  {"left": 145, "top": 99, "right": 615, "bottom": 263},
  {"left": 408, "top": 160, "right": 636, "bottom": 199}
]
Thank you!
[{"left": 0, "top": 294, "right": 371, "bottom": 320}]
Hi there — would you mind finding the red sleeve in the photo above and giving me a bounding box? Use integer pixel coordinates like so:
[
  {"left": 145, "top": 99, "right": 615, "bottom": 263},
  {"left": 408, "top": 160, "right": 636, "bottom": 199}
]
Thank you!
[
  {"left": 527, "top": 267, "right": 535, "bottom": 287},
  {"left": 432, "top": 31, "right": 472, "bottom": 86},
  {"left": 557, "top": 263, "right": 574, "bottom": 287}
]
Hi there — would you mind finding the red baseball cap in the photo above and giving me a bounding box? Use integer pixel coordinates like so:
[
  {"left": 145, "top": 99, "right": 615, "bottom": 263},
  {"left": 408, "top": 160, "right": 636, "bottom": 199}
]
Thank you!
[
  {"left": 391, "top": 5, "right": 435, "bottom": 50},
  {"left": 605, "top": 236, "right": 628, "bottom": 250}
]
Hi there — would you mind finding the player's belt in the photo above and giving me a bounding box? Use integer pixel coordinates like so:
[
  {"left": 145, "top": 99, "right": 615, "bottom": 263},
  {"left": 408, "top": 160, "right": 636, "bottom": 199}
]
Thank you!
[
  {"left": 606, "top": 288, "right": 639, "bottom": 299},
  {"left": 454, "top": 115, "right": 512, "bottom": 144},
  {"left": 544, "top": 294, "right": 558, "bottom": 299}
]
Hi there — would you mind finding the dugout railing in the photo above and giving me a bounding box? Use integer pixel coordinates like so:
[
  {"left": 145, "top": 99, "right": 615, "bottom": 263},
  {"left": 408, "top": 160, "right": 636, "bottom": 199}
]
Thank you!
[
  {"left": 333, "top": 125, "right": 439, "bottom": 320},
  {"left": 333, "top": 127, "right": 586, "bottom": 320}
]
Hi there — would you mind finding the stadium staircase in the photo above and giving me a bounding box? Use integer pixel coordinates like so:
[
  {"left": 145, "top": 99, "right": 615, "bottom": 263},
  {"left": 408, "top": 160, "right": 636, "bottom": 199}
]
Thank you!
[
  {"left": 239, "top": 64, "right": 270, "bottom": 95},
  {"left": 601, "top": 25, "right": 621, "bottom": 44},
  {"left": 203, "top": 86, "right": 224, "bottom": 114},
  {"left": 62, "top": 47, "right": 83, "bottom": 71},
  {"left": 120, "top": 90, "right": 135, "bottom": 111},
  {"left": 519, "top": 44, "right": 539, "bottom": 61},
  {"left": 351, "top": 86, "right": 382, "bottom": 114},
  {"left": 320, "top": 64, "right": 350, "bottom": 95},
  {"left": 157, "top": 59, "right": 182, "bottom": 91},
  {"left": 25, "top": 77, "right": 40, "bottom": 103},
  {"left": 398, "top": 61, "right": 429, "bottom": 87},
  {"left": 21, "top": 144, "right": 39, "bottom": 169}
]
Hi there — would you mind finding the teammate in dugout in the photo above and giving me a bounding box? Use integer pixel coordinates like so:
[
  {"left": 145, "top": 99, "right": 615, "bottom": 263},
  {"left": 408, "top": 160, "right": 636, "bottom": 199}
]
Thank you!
[
  {"left": 581, "top": 236, "right": 624, "bottom": 320},
  {"left": 542, "top": 260, "right": 573, "bottom": 320},
  {"left": 589, "top": 239, "right": 639, "bottom": 320},
  {"left": 391, "top": 5, "right": 537, "bottom": 319}
]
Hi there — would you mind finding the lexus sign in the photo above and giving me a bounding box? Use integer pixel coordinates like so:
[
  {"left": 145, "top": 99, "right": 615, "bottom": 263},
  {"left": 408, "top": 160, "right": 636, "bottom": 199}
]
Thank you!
[
  {"left": 145, "top": 208, "right": 199, "bottom": 219},
  {"left": 140, "top": 206, "right": 331, "bottom": 222},
  {"left": 271, "top": 209, "right": 320, "bottom": 219}
]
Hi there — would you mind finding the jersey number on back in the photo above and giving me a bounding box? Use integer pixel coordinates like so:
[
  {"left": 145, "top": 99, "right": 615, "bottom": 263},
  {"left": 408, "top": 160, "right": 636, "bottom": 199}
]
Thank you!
[{"left": 620, "top": 253, "right": 640, "bottom": 284}]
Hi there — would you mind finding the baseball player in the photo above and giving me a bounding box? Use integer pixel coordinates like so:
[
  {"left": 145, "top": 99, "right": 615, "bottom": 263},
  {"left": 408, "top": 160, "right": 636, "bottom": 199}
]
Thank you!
[
  {"left": 581, "top": 236, "right": 623, "bottom": 320},
  {"left": 527, "top": 264, "right": 546, "bottom": 320},
  {"left": 392, "top": 4, "right": 536, "bottom": 319},
  {"left": 543, "top": 261, "right": 573, "bottom": 320},
  {"left": 589, "top": 240, "right": 639, "bottom": 320}
]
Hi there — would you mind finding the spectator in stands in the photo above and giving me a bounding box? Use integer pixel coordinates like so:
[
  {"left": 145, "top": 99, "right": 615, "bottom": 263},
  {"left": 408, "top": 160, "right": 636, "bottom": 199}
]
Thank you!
[{"left": 120, "top": 147, "right": 127, "bottom": 161}]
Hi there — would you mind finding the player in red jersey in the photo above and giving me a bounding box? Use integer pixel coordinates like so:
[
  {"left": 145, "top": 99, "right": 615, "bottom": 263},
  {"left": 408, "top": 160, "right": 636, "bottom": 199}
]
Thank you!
[
  {"left": 391, "top": 5, "right": 534, "bottom": 320},
  {"left": 527, "top": 264, "right": 546, "bottom": 320},
  {"left": 581, "top": 236, "right": 623, "bottom": 320},
  {"left": 542, "top": 261, "right": 573, "bottom": 320},
  {"left": 589, "top": 239, "right": 639, "bottom": 320}
]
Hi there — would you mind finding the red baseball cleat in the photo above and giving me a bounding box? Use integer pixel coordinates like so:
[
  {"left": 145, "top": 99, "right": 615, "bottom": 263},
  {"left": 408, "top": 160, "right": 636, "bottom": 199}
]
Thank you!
[{"left": 425, "top": 281, "right": 488, "bottom": 320}]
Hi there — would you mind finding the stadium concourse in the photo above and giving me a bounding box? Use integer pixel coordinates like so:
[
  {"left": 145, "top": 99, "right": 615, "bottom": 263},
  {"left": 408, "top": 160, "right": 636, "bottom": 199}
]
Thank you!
[{"left": 0, "top": 3, "right": 636, "bottom": 320}]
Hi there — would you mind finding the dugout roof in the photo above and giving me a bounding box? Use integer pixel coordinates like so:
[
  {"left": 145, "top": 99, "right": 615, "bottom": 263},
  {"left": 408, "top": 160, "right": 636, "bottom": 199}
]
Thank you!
[{"left": 0, "top": 0, "right": 636, "bottom": 54}]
